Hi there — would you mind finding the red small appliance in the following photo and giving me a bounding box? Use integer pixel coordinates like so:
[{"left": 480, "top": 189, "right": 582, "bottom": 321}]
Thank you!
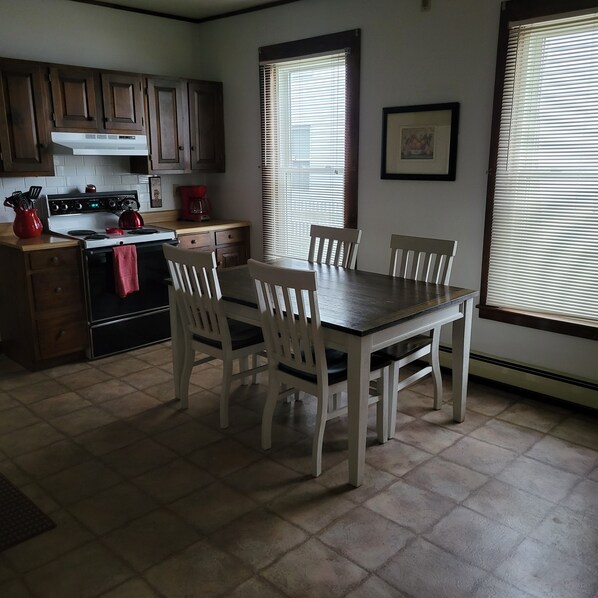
[{"left": 178, "top": 185, "right": 211, "bottom": 222}]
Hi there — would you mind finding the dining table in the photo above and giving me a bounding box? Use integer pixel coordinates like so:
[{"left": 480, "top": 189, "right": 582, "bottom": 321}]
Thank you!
[{"left": 168, "top": 257, "right": 478, "bottom": 487}]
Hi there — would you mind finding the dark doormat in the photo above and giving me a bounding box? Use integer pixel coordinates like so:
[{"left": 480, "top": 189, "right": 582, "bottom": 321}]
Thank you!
[{"left": 0, "top": 473, "right": 56, "bottom": 552}]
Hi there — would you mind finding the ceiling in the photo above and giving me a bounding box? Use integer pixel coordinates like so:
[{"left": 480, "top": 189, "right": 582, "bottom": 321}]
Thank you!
[{"left": 70, "top": 0, "right": 301, "bottom": 22}]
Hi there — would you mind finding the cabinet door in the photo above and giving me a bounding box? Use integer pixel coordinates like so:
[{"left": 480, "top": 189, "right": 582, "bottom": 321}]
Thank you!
[
  {"left": 146, "top": 77, "right": 189, "bottom": 172},
  {"left": 188, "top": 81, "right": 225, "bottom": 172},
  {"left": 49, "top": 66, "right": 99, "bottom": 130},
  {"left": 0, "top": 60, "right": 53, "bottom": 175},
  {"left": 101, "top": 72, "right": 144, "bottom": 133}
]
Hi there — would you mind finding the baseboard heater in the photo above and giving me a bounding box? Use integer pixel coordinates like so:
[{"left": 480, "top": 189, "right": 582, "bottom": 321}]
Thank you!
[{"left": 438, "top": 346, "right": 598, "bottom": 411}]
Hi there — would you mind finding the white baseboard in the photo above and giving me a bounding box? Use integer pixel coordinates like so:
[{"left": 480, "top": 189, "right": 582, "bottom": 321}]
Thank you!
[{"left": 439, "top": 347, "right": 598, "bottom": 410}]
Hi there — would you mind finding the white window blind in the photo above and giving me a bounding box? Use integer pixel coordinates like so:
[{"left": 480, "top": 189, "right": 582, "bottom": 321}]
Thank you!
[
  {"left": 260, "top": 51, "right": 347, "bottom": 261},
  {"left": 486, "top": 11, "right": 598, "bottom": 324}
]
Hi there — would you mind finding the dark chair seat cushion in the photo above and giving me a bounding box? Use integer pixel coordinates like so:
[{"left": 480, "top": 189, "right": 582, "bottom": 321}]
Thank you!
[
  {"left": 279, "top": 348, "right": 390, "bottom": 385},
  {"left": 193, "top": 319, "right": 263, "bottom": 351},
  {"left": 374, "top": 334, "right": 432, "bottom": 362}
]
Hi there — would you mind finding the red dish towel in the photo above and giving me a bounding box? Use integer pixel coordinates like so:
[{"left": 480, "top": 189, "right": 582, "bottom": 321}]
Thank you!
[{"left": 113, "top": 245, "right": 139, "bottom": 298}]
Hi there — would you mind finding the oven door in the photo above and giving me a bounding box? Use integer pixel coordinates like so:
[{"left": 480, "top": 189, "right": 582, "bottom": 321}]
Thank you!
[{"left": 84, "top": 240, "right": 176, "bottom": 323}]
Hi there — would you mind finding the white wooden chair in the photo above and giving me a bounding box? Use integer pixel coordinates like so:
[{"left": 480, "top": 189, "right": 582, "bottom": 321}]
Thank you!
[
  {"left": 376, "top": 234, "right": 458, "bottom": 437},
  {"left": 164, "top": 244, "right": 267, "bottom": 428},
  {"left": 248, "top": 258, "right": 390, "bottom": 477},
  {"left": 308, "top": 224, "right": 362, "bottom": 269}
]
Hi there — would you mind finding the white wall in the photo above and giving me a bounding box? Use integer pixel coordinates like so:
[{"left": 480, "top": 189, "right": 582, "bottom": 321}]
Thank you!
[
  {"left": 0, "top": 0, "right": 205, "bottom": 220},
  {"left": 195, "top": 0, "right": 597, "bottom": 384},
  {"left": 0, "top": 0, "right": 596, "bottom": 386}
]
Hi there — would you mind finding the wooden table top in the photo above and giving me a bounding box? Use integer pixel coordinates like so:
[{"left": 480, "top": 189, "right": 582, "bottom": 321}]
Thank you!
[{"left": 217, "top": 258, "right": 478, "bottom": 337}]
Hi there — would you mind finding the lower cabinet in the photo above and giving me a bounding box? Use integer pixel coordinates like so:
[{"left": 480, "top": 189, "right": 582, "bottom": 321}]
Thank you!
[
  {"left": 0, "top": 245, "right": 87, "bottom": 370},
  {"left": 177, "top": 225, "right": 249, "bottom": 268}
]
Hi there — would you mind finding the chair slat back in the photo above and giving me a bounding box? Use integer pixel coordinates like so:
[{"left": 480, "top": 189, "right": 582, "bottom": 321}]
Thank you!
[
  {"left": 163, "top": 244, "right": 230, "bottom": 344},
  {"left": 308, "top": 224, "right": 362, "bottom": 269},
  {"left": 389, "top": 235, "right": 457, "bottom": 284},
  {"left": 248, "top": 259, "right": 326, "bottom": 380}
]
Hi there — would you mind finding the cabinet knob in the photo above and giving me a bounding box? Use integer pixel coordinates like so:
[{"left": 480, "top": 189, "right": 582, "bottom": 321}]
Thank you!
[
  {"left": 58, "top": 329, "right": 66, "bottom": 337},
  {"left": 87, "top": 116, "right": 95, "bottom": 121},
  {"left": 228, "top": 234, "right": 233, "bottom": 239},
  {"left": 54, "top": 287, "right": 62, "bottom": 293},
  {"left": 178, "top": 145, "right": 184, "bottom": 151},
  {"left": 51, "top": 256, "right": 60, "bottom": 264},
  {"left": 190, "top": 239, "right": 196, "bottom": 244},
  {"left": 37, "top": 143, "right": 47, "bottom": 150}
]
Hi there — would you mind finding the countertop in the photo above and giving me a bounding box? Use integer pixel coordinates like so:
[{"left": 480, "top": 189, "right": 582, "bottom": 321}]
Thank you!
[{"left": 0, "top": 214, "right": 251, "bottom": 251}]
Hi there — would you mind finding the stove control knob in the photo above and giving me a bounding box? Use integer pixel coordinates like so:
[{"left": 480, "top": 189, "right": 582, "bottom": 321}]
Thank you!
[
  {"left": 108, "top": 199, "right": 117, "bottom": 209},
  {"left": 50, "top": 203, "right": 60, "bottom": 213},
  {"left": 60, "top": 203, "right": 69, "bottom": 211},
  {"left": 74, "top": 202, "right": 83, "bottom": 211}
]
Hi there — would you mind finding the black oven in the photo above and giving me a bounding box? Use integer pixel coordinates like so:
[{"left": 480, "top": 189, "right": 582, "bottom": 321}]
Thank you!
[{"left": 83, "top": 240, "right": 178, "bottom": 358}]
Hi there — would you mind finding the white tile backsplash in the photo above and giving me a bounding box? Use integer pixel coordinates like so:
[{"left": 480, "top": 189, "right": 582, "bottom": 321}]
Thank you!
[{"left": 1, "top": 155, "right": 205, "bottom": 223}]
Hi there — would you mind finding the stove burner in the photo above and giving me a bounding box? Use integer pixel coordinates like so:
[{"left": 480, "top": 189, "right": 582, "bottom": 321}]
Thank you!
[
  {"left": 68, "top": 229, "right": 97, "bottom": 236},
  {"left": 127, "top": 228, "right": 158, "bottom": 235},
  {"left": 85, "top": 234, "right": 109, "bottom": 240}
]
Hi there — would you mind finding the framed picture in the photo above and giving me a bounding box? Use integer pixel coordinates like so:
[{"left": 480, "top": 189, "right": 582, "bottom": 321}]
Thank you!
[
  {"left": 149, "top": 176, "right": 162, "bottom": 208},
  {"left": 381, "top": 102, "right": 460, "bottom": 181}
]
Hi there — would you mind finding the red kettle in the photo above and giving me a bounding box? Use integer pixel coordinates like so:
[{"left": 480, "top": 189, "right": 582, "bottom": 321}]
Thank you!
[{"left": 118, "top": 208, "right": 144, "bottom": 230}]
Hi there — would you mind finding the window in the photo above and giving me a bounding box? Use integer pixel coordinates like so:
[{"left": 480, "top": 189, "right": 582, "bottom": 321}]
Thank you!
[
  {"left": 260, "top": 30, "right": 360, "bottom": 261},
  {"left": 480, "top": 0, "right": 598, "bottom": 340}
]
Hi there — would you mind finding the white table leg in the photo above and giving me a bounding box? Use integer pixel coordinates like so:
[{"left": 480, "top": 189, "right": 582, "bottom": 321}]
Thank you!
[
  {"left": 347, "top": 335, "right": 372, "bottom": 487},
  {"left": 452, "top": 297, "right": 474, "bottom": 422}
]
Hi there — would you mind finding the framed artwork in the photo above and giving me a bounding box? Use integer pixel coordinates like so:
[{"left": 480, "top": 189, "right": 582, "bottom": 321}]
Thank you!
[
  {"left": 381, "top": 102, "right": 460, "bottom": 180},
  {"left": 149, "top": 176, "right": 162, "bottom": 208}
]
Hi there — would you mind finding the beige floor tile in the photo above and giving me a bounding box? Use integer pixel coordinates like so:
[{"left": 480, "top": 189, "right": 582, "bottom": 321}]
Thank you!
[
  {"left": 121, "top": 366, "right": 173, "bottom": 390},
  {"left": 497, "top": 399, "right": 568, "bottom": 432},
  {"left": 463, "top": 479, "right": 554, "bottom": 534},
  {"left": 57, "top": 368, "right": 112, "bottom": 391},
  {"left": 188, "top": 437, "right": 263, "bottom": 478},
  {"left": 394, "top": 419, "right": 462, "bottom": 453},
  {"left": 100, "top": 577, "right": 160, "bottom": 598},
  {"left": 0, "top": 406, "right": 40, "bottom": 434},
  {"left": 0, "top": 391, "right": 19, "bottom": 411},
  {"left": 421, "top": 405, "right": 490, "bottom": 434},
  {"left": 101, "top": 391, "right": 163, "bottom": 419},
  {"left": 365, "top": 480, "right": 455, "bottom": 534},
  {"left": 497, "top": 455, "right": 580, "bottom": 502},
  {"left": 270, "top": 436, "right": 347, "bottom": 476},
  {"left": 227, "top": 576, "right": 286, "bottom": 597},
  {"left": 403, "top": 456, "right": 488, "bottom": 502},
  {"left": 211, "top": 508, "right": 308, "bottom": 570},
  {"left": 525, "top": 435, "right": 598, "bottom": 475},
  {"left": 262, "top": 537, "right": 368, "bottom": 598},
  {"left": 102, "top": 509, "right": 200, "bottom": 572},
  {"left": 319, "top": 506, "right": 415, "bottom": 571},
  {"left": 169, "top": 481, "right": 257, "bottom": 534},
  {"left": 125, "top": 403, "right": 193, "bottom": 434},
  {"left": 0, "top": 422, "right": 66, "bottom": 458},
  {"left": 440, "top": 435, "right": 518, "bottom": 476},
  {"left": 561, "top": 478, "right": 598, "bottom": 522},
  {"left": 27, "top": 391, "right": 91, "bottom": 419},
  {"left": 0, "top": 578, "right": 35, "bottom": 597},
  {"left": 425, "top": 506, "right": 522, "bottom": 570},
  {"left": 145, "top": 539, "right": 252, "bottom": 597},
  {"left": 75, "top": 420, "right": 145, "bottom": 456},
  {"left": 550, "top": 416, "right": 598, "bottom": 451},
  {"left": 469, "top": 418, "right": 544, "bottom": 453},
  {"left": 14, "top": 438, "right": 92, "bottom": 479},
  {"left": 50, "top": 405, "right": 117, "bottom": 436},
  {"left": 101, "top": 438, "right": 177, "bottom": 478},
  {"left": 268, "top": 478, "right": 356, "bottom": 534},
  {"left": 77, "top": 378, "right": 137, "bottom": 403},
  {"left": 68, "top": 481, "right": 158, "bottom": 535},
  {"left": 365, "top": 439, "right": 432, "bottom": 477},
  {"left": 152, "top": 419, "right": 224, "bottom": 455},
  {"left": 346, "top": 575, "right": 409, "bottom": 598},
  {"left": 377, "top": 538, "right": 486, "bottom": 598},
  {"left": 40, "top": 460, "right": 122, "bottom": 506},
  {"left": 464, "top": 382, "right": 517, "bottom": 416},
  {"left": 495, "top": 538, "right": 597, "bottom": 598},
  {"left": 471, "top": 575, "right": 537, "bottom": 598},
  {"left": 7, "top": 379, "right": 68, "bottom": 404},
  {"left": 95, "top": 357, "right": 151, "bottom": 378},
  {"left": 132, "top": 459, "right": 214, "bottom": 503}
]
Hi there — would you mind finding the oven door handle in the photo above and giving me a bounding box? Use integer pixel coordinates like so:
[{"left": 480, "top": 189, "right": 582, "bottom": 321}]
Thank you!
[{"left": 84, "top": 239, "right": 178, "bottom": 257}]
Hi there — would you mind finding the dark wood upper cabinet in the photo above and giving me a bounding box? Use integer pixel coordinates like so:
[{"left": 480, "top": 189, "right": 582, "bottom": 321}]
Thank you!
[
  {"left": 134, "top": 77, "right": 189, "bottom": 173},
  {"left": 0, "top": 59, "right": 53, "bottom": 176},
  {"left": 49, "top": 66, "right": 144, "bottom": 133},
  {"left": 100, "top": 72, "right": 144, "bottom": 132},
  {"left": 188, "top": 81, "right": 225, "bottom": 172}
]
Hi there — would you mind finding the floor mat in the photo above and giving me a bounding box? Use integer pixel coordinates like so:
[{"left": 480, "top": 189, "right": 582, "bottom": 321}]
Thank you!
[{"left": 0, "top": 473, "right": 56, "bottom": 552}]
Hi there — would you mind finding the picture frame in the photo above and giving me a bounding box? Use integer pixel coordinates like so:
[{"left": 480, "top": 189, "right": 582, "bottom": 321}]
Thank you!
[
  {"left": 381, "top": 102, "right": 460, "bottom": 181},
  {"left": 149, "top": 176, "right": 162, "bottom": 208}
]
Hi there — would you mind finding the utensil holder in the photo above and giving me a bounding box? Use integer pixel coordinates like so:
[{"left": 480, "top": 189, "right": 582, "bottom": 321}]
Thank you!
[{"left": 13, "top": 209, "right": 43, "bottom": 239}]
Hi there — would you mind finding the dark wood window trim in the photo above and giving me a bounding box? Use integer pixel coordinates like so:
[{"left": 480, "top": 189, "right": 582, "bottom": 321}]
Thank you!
[
  {"left": 479, "top": 0, "right": 598, "bottom": 340},
  {"left": 259, "top": 29, "right": 360, "bottom": 229}
]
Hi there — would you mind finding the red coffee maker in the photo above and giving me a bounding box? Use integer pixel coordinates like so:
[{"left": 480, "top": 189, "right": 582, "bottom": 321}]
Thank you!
[{"left": 178, "top": 185, "right": 211, "bottom": 222}]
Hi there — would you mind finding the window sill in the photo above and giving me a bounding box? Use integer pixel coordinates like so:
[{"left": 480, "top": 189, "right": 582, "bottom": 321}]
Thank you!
[{"left": 477, "top": 305, "right": 598, "bottom": 340}]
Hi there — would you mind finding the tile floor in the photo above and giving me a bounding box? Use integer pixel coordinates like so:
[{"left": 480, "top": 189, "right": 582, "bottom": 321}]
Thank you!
[{"left": 0, "top": 343, "right": 597, "bottom": 598}]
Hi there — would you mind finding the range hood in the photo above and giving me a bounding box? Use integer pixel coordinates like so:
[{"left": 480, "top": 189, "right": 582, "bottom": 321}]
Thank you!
[{"left": 50, "top": 132, "right": 149, "bottom": 156}]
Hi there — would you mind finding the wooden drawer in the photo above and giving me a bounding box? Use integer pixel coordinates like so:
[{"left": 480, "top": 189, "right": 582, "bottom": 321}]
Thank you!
[
  {"left": 29, "top": 248, "right": 80, "bottom": 270},
  {"left": 37, "top": 313, "right": 87, "bottom": 359},
  {"left": 216, "top": 244, "right": 248, "bottom": 269},
  {"left": 216, "top": 228, "right": 246, "bottom": 246},
  {"left": 178, "top": 232, "right": 212, "bottom": 250},
  {"left": 31, "top": 270, "right": 83, "bottom": 311}
]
